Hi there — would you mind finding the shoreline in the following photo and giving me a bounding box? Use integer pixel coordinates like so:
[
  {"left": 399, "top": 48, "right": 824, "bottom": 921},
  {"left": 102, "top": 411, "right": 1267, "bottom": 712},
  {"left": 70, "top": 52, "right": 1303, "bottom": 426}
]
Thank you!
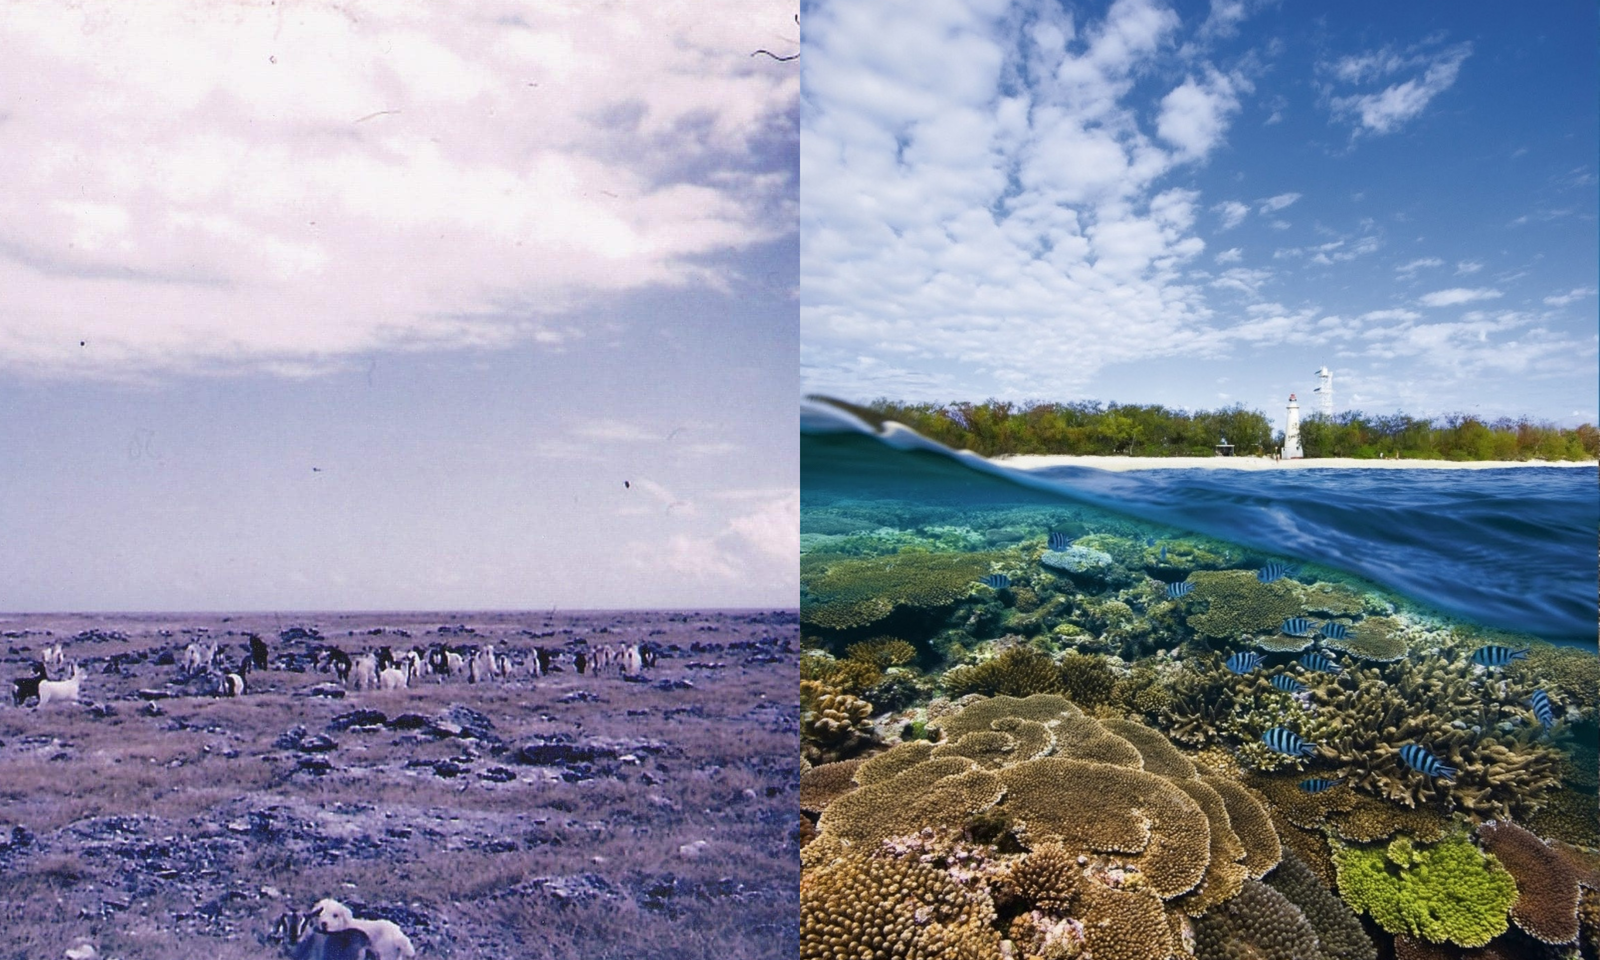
[{"left": 993, "top": 453, "right": 1600, "bottom": 472}]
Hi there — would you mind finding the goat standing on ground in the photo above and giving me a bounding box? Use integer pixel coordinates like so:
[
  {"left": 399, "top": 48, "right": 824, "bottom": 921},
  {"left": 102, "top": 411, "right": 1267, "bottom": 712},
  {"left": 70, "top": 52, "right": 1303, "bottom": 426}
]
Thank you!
[
  {"left": 35, "top": 663, "right": 82, "bottom": 706},
  {"left": 12, "top": 662, "right": 47, "bottom": 706},
  {"left": 249, "top": 634, "right": 270, "bottom": 671},
  {"left": 41, "top": 643, "right": 66, "bottom": 678},
  {"left": 349, "top": 653, "right": 378, "bottom": 691},
  {"left": 308, "top": 899, "right": 414, "bottom": 960},
  {"left": 219, "top": 671, "right": 246, "bottom": 697}
]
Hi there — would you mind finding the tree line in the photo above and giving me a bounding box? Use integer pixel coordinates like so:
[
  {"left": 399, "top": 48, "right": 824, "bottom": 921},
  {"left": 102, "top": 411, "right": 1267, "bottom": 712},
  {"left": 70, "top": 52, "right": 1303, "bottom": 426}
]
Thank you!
[{"left": 835, "top": 397, "right": 1599, "bottom": 461}]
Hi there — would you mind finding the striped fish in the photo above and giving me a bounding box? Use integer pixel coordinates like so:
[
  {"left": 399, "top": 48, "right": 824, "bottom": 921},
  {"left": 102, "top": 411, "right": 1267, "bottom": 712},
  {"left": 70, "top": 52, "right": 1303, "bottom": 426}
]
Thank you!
[
  {"left": 1257, "top": 562, "right": 1293, "bottom": 583},
  {"left": 1167, "top": 581, "right": 1195, "bottom": 600},
  {"left": 1159, "top": 545, "right": 1168, "bottom": 561},
  {"left": 1399, "top": 743, "right": 1456, "bottom": 780},
  {"left": 1226, "top": 651, "right": 1263, "bottom": 674},
  {"left": 1470, "top": 645, "right": 1528, "bottom": 669},
  {"left": 1529, "top": 689, "right": 1556, "bottom": 730},
  {"left": 1271, "top": 674, "right": 1307, "bottom": 695},
  {"left": 980, "top": 574, "right": 1011, "bottom": 590},
  {"left": 1281, "top": 617, "right": 1316, "bottom": 637},
  {"left": 1145, "top": 537, "right": 1157, "bottom": 547},
  {"left": 1319, "top": 622, "right": 1349, "bottom": 641},
  {"left": 1298, "top": 778, "right": 1344, "bottom": 793},
  {"left": 1047, "top": 531, "right": 1071, "bottom": 551},
  {"left": 1299, "top": 652, "right": 1342, "bottom": 674},
  {"left": 1261, "top": 726, "right": 1315, "bottom": 757}
]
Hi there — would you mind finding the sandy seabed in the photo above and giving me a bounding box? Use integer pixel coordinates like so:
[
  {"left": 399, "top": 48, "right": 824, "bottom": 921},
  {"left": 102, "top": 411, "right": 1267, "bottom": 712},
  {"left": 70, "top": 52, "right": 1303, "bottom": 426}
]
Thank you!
[{"left": 994, "top": 454, "right": 1600, "bottom": 472}]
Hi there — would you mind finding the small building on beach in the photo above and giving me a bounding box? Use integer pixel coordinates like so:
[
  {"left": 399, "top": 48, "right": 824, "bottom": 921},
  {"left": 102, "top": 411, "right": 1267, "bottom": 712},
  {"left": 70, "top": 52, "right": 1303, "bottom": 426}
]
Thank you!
[{"left": 1283, "top": 394, "right": 1304, "bottom": 459}]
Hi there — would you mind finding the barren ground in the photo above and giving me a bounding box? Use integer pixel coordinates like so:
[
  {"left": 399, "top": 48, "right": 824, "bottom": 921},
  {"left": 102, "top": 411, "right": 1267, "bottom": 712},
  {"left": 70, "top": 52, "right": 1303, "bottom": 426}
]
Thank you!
[{"left": 0, "top": 610, "right": 798, "bottom": 960}]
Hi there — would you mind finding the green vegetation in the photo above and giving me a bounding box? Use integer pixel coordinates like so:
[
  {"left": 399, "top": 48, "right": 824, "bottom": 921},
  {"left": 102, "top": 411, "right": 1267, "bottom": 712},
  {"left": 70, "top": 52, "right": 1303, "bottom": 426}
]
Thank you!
[
  {"left": 1300, "top": 412, "right": 1598, "bottom": 461},
  {"left": 821, "top": 396, "right": 1599, "bottom": 461}
]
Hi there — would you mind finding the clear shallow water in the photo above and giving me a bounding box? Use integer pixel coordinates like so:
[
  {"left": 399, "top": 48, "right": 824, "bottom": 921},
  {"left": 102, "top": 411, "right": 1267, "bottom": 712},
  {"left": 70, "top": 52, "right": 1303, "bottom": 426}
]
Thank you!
[{"left": 803, "top": 402, "right": 1598, "bottom": 647}]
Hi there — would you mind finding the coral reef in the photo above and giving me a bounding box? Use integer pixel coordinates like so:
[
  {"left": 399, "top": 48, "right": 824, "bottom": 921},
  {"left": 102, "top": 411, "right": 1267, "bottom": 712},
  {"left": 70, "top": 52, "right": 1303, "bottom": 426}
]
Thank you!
[
  {"left": 1039, "top": 544, "right": 1116, "bottom": 582},
  {"left": 1206, "top": 776, "right": 1282, "bottom": 878},
  {"left": 1264, "top": 848, "right": 1377, "bottom": 960},
  {"left": 1526, "top": 787, "right": 1600, "bottom": 849},
  {"left": 1192, "top": 879, "right": 1322, "bottom": 960},
  {"left": 943, "top": 645, "right": 1065, "bottom": 699},
  {"left": 1332, "top": 835, "right": 1518, "bottom": 948},
  {"left": 1323, "top": 616, "right": 1409, "bottom": 662},
  {"left": 800, "top": 850, "right": 1001, "bottom": 960},
  {"left": 1477, "top": 820, "right": 1582, "bottom": 945},
  {"left": 1185, "top": 570, "right": 1304, "bottom": 640},
  {"left": 800, "top": 758, "right": 866, "bottom": 814},
  {"left": 847, "top": 637, "right": 919, "bottom": 668},
  {"left": 801, "top": 679, "right": 879, "bottom": 764},
  {"left": 801, "top": 549, "right": 997, "bottom": 632},
  {"left": 1297, "top": 582, "right": 1371, "bottom": 618}
]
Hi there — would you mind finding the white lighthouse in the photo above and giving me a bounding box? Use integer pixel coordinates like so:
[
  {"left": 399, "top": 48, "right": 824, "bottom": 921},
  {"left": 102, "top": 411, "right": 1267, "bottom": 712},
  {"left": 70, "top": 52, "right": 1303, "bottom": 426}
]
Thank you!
[
  {"left": 1283, "top": 393, "right": 1304, "bottom": 459},
  {"left": 1313, "top": 366, "right": 1333, "bottom": 418}
]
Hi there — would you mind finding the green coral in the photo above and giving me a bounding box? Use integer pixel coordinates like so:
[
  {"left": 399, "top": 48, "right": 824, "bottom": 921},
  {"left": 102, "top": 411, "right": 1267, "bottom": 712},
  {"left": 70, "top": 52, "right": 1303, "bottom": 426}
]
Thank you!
[
  {"left": 1296, "top": 581, "right": 1369, "bottom": 617},
  {"left": 1185, "top": 569, "right": 1304, "bottom": 640},
  {"left": 1332, "top": 835, "right": 1517, "bottom": 948},
  {"left": 1322, "top": 616, "right": 1409, "bottom": 662},
  {"left": 801, "top": 549, "right": 997, "bottom": 632}
]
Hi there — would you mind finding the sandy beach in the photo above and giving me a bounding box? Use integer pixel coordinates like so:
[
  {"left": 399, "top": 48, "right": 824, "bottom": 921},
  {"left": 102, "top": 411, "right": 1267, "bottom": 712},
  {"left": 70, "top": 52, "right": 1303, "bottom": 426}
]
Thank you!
[{"left": 993, "top": 454, "right": 1600, "bottom": 472}]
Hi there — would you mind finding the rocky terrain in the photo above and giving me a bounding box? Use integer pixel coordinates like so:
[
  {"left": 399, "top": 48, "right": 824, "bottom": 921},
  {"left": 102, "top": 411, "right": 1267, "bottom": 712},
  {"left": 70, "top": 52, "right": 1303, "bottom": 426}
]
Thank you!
[{"left": 0, "top": 610, "right": 798, "bottom": 960}]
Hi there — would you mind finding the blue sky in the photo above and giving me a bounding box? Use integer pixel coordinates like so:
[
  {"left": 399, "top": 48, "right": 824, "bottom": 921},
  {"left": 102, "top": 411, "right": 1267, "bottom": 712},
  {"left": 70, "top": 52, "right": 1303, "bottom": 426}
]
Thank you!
[
  {"left": 800, "top": 0, "right": 1598, "bottom": 429},
  {"left": 0, "top": 2, "right": 799, "bottom": 611}
]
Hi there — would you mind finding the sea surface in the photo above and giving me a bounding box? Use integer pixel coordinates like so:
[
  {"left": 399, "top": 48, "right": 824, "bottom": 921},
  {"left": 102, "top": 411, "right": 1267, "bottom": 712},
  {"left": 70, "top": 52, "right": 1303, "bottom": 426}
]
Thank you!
[{"left": 803, "top": 400, "right": 1599, "bottom": 647}]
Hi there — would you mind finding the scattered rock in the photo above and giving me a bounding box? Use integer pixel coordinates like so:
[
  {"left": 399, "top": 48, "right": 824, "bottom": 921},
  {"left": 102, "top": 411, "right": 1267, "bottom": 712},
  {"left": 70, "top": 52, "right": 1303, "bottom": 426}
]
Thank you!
[
  {"left": 654, "top": 679, "right": 695, "bottom": 691},
  {"left": 327, "top": 708, "right": 388, "bottom": 731},
  {"left": 301, "top": 683, "right": 347, "bottom": 699},
  {"left": 296, "top": 757, "right": 333, "bottom": 775},
  {"left": 558, "top": 690, "right": 602, "bottom": 704},
  {"left": 135, "top": 689, "right": 170, "bottom": 701},
  {"left": 297, "top": 735, "right": 338, "bottom": 754},
  {"left": 478, "top": 767, "right": 516, "bottom": 783}
]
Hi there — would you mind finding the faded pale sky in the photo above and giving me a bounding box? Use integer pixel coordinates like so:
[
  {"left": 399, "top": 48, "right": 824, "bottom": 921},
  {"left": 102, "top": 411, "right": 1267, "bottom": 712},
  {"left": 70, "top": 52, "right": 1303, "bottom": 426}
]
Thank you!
[
  {"left": 0, "top": 1, "right": 799, "bottom": 611},
  {"left": 800, "top": 0, "right": 1598, "bottom": 429}
]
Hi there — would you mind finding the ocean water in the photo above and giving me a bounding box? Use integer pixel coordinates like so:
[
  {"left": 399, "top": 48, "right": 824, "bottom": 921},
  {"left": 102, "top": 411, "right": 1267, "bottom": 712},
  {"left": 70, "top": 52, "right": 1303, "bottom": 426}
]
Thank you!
[
  {"left": 803, "top": 401, "right": 1599, "bottom": 647},
  {"left": 799, "top": 400, "right": 1600, "bottom": 958}
]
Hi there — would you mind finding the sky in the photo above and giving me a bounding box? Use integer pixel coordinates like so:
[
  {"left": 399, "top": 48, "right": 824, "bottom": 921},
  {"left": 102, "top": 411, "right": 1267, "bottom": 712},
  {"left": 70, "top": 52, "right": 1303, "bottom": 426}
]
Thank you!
[
  {"left": 0, "top": 1, "right": 800, "bottom": 612},
  {"left": 799, "top": 0, "right": 1599, "bottom": 429}
]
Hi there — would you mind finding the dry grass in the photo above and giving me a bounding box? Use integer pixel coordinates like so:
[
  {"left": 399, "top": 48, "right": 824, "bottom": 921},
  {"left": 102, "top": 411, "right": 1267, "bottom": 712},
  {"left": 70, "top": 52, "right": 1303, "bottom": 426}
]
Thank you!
[{"left": 0, "top": 610, "right": 799, "bottom": 959}]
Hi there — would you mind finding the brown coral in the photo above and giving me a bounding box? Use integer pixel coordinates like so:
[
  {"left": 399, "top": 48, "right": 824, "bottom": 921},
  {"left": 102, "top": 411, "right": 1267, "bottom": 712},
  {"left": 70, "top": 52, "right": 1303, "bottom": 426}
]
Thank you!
[
  {"left": 1102, "top": 717, "right": 1199, "bottom": 779},
  {"left": 801, "top": 758, "right": 865, "bottom": 814},
  {"left": 800, "top": 851, "right": 1002, "bottom": 960},
  {"left": 930, "top": 693, "right": 1081, "bottom": 742},
  {"left": 943, "top": 646, "right": 1065, "bottom": 699},
  {"left": 1264, "top": 848, "right": 1378, "bottom": 960},
  {"left": 1192, "top": 879, "right": 1322, "bottom": 960},
  {"left": 816, "top": 757, "right": 1004, "bottom": 851},
  {"left": 998, "top": 757, "right": 1212, "bottom": 898},
  {"left": 1204, "top": 775, "right": 1281, "bottom": 878},
  {"left": 802, "top": 550, "right": 997, "bottom": 632},
  {"left": 1004, "top": 842, "right": 1082, "bottom": 913},
  {"left": 847, "top": 637, "right": 919, "bottom": 668},
  {"left": 1323, "top": 616, "right": 1408, "bottom": 661},
  {"left": 1186, "top": 569, "right": 1305, "bottom": 640},
  {"left": 1171, "top": 777, "right": 1249, "bottom": 915},
  {"left": 1478, "top": 820, "right": 1582, "bottom": 944}
]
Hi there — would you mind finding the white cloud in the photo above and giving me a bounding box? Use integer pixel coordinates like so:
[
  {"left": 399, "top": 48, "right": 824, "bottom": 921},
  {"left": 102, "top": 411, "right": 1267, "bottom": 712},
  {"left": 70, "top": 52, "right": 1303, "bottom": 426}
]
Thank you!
[
  {"left": 1156, "top": 69, "right": 1243, "bottom": 160},
  {"left": 1214, "top": 247, "right": 1242, "bottom": 264},
  {"left": 1418, "top": 287, "right": 1503, "bottom": 308},
  {"left": 0, "top": 2, "right": 799, "bottom": 379},
  {"left": 1544, "top": 287, "right": 1596, "bottom": 308},
  {"left": 1257, "top": 192, "right": 1300, "bottom": 214},
  {"left": 1214, "top": 200, "right": 1250, "bottom": 230},
  {"left": 1325, "top": 42, "right": 1472, "bottom": 136},
  {"left": 1359, "top": 308, "right": 1421, "bottom": 323},
  {"left": 1396, "top": 256, "right": 1444, "bottom": 276},
  {"left": 1455, "top": 260, "right": 1482, "bottom": 275}
]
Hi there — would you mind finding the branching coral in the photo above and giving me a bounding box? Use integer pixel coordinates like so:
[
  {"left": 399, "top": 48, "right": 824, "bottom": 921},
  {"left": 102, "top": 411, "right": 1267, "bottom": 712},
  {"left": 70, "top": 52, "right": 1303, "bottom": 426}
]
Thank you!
[
  {"left": 1264, "top": 848, "right": 1377, "bottom": 960},
  {"left": 1332, "top": 835, "right": 1518, "bottom": 948},
  {"left": 1185, "top": 569, "right": 1305, "bottom": 640},
  {"left": 943, "top": 646, "right": 1065, "bottom": 699},
  {"left": 847, "top": 637, "right": 919, "bottom": 668},
  {"left": 1477, "top": 820, "right": 1582, "bottom": 945},
  {"left": 801, "top": 679, "right": 879, "bottom": 764}
]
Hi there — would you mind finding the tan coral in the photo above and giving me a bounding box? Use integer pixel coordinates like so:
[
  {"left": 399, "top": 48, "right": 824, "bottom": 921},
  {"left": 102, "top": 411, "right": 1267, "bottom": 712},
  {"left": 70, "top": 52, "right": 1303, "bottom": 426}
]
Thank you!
[
  {"left": 1323, "top": 616, "right": 1408, "bottom": 661},
  {"left": 931, "top": 693, "right": 1082, "bottom": 742},
  {"left": 800, "top": 758, "right": 866, "bottom": 814},
  {"left": 1185, "top": 569, "right": 1304, "bottom": 640},
  {"left": 998, "top": 757, "right": 1212, "bottom": 898},
  {"left": 1102, "top": 718, "right": 1199, "bottom": 779},
  {"left": 1202, "top": 775, "right": 1280, "bottom": 879},
  {"left": 817, "top": 757, "right": 1005, "bottom": 851},
  {"left": 1078, "top": 881, "right": 1181, "bottom": 960},
  {"left": 1170, "top": 777, "right": 1248, "bottom": 916},
  {"left": 934, "top": 731, "right": 1028, "bottom": 769},
  {"left": 800, "top": 851, "right": 1002, "bottom": 960},
  {"left": 855, "top": 740, "right": 938, "bottom": 785}
]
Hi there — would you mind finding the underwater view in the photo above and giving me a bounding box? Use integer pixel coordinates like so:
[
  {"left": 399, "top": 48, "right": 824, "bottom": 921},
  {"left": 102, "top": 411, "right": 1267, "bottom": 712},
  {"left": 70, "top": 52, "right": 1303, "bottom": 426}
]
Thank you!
[{"left": 799, "top": 408, "right": 1600, "bottom": 960}]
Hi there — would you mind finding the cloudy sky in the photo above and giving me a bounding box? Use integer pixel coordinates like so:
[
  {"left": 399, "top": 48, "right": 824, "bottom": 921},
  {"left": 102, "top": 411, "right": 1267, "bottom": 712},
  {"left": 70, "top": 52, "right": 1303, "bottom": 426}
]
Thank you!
[
  {"left": 800, "top": 0, "right": 1598, "bottom": 428},
  {"left": 0, "top": 1, "right": 799, "bottom": 611}
]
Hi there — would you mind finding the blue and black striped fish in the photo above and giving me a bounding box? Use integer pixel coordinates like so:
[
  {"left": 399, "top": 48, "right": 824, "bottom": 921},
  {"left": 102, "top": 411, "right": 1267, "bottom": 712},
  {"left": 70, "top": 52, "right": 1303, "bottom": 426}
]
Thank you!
[
  {"left": 980, "top": 574, "right": 1011, "bottom": 590},
  {"left": 1281, "top": 617, "right": 1316, "bottom": 637},
  {"left": 1159, "top": 545, "right": 1168, "bottom": 561},
  {"left": 1167, "top": 581, "right": 1194, "bottom": 600},
  {"left": 1299, "top": 652, "right": 1342, "bottom": 674},
  {"left": 1257, "top": 562, "right": 1293, "bottom": 583},
  {"left": 1399, "top": 743, "right": 1456, "bottom": 780},
  {"left": 1470, "top": 645, "right": 1528, "bottom": 669},
  {"left": 1145, "top": 537, "right": 1157, "bottom": 547},
  {"left": 1271, "top": 674, "right": 1307, "bottom": 695},
  {"left": 1529, "top": 689, "right": 1556, "bottom": 730},
  {"left": 1226, "top": 651, "right": 1263, "bottom": 674},
  {"left": 1298, "top": 777, "right": 1344, "bottom": 793},
  {"left": 1262, "top": 726, "right": 1315, "bottom": 757},
  {"left": 1047, "top": 532, "right": 1070, "bottom": 551},
  {"left": 1319, "top": 622, "right": 1349, "bottom": 641}
]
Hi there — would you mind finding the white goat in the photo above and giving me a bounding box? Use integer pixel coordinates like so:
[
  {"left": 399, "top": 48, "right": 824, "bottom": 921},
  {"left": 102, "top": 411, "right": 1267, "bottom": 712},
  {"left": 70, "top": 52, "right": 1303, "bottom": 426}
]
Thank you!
[
  {"left": 35, "top": 663, "right": 82, "bottom": 707},
  {"left": 275, "top": 911, "right": 375, "bottom": 960},
  {"left": 377, "top": 660, "right": 409, "bottom": 691},
  {"left": 621, "top": 644, "right": 643, "bottom": 675},
  {"left": 182, "top": 641, "right": 217, "bottom": 675},
  {"left": 308, "top": 899, "right": 414, "bottom": 960},
  {"left": 41, "top": 643, "right": 66, "bottom": 677},
  {"left": 349, "top": 653, "right": 379, "bottom": 691},
  {"left": 220, "top": 672, "right": 247, "bottom": 697}
]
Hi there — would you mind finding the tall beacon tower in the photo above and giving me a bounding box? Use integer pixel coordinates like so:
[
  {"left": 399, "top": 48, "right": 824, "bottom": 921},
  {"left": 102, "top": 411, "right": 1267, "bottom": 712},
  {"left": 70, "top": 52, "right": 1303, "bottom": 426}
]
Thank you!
[
  {"left": 1283, "top": 394, "right": 1303, "bottom": 459},
  {"left": 1313, "top": 366, "right": 1333, "bottom": 418}
]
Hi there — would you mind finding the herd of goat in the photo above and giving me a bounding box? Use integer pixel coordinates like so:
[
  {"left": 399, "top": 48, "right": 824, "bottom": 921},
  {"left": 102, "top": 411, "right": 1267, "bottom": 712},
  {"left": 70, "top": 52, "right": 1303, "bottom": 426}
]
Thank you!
[{"left": 9, "top": 632, "right": 661, "bottom": 708}]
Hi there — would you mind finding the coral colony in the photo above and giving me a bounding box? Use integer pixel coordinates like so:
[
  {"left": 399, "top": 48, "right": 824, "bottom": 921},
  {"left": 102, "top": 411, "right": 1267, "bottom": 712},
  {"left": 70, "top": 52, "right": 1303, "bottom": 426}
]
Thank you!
[{"left": 800, "top": 508, "right": 1600, "bottom": 959}]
